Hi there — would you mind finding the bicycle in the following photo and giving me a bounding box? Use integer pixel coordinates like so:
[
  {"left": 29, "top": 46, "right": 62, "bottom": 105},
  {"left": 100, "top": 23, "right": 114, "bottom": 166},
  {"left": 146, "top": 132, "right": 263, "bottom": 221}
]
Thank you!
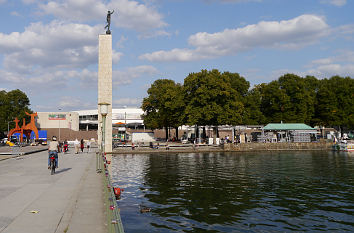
[{"left": 49, "top": 152, "right": 57, "bottom": 175}]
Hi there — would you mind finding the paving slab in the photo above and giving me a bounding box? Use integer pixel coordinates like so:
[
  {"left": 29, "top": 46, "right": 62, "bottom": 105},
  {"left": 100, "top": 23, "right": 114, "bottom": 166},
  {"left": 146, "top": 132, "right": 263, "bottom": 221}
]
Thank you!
[
  {"left": 0, "top": 149, "right": 105, "bottom": 233},
  {"left": 0, "top": 145, "right": 48, "bottom": 158}
]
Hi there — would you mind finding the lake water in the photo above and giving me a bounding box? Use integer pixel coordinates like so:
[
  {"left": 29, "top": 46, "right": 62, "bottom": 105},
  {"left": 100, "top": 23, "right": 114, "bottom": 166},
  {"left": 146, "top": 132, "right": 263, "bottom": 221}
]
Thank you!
[{"left": 111, "top": 151, "right": 354, "bottom": 232}]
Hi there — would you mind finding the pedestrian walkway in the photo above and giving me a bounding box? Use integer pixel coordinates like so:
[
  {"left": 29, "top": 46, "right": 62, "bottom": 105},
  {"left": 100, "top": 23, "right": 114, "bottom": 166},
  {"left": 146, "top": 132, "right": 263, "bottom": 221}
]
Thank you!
[
  {"left": 0, "top": 145, "right": 48, "bottom": 160},
  {"left": 0, "top": 149, "right": 105, "bottom": 233}
]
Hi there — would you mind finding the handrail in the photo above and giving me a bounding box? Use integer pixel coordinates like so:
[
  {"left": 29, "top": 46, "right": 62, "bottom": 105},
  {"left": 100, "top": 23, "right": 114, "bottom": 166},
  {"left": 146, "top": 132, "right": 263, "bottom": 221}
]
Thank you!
[{"left": 100, "top": 151, "right": 125, "bottom": 233}]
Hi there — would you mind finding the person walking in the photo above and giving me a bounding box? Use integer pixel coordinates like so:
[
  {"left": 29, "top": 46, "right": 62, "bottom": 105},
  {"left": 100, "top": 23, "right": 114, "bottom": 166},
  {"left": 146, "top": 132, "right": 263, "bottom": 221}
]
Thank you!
[
  {"left": 87, "top": 140, "right": 91, "bottom": 153},
  {"left": 74, "top": 138, "right": 80, "bottom": 154},
  {"left": 80, "top": 139, "right": 84, "bottom": 153}
]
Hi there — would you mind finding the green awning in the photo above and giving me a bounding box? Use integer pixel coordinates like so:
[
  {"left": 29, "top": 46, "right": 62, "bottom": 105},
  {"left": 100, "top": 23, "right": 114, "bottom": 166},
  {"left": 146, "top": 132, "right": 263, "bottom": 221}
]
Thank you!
[{"left": 263, "top": 123, "right": 315, "bottom": 131}]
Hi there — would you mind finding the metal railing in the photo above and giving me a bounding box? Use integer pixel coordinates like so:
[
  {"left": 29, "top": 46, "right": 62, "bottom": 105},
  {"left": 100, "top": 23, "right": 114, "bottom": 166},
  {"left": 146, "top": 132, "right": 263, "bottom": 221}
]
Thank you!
[
  {"left": 11, "top": 144, "right": 22, "bottom": 156},
  {"left": 99, "top": 152, "right": 125, "bottom": 233},
  {"left": 96, "top": 152, "right": 102, "bottom": 173}
]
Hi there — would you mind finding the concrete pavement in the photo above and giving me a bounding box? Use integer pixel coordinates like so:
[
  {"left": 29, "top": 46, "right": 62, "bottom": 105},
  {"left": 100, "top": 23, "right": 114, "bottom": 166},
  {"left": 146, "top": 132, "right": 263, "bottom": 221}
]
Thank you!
[
  {"left": 0, "top": 148, "right": 105, "bottom": 233},
  {"left": 0, "top": 145, "right": 48, "bottom": 160}
]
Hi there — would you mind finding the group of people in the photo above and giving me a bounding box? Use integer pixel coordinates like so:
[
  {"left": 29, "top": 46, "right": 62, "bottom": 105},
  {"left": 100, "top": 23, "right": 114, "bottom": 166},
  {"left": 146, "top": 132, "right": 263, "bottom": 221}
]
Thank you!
[
  {"left": 73, "top": 138, "right": 91, "bottom": 154},
  {"left": 47, "top": 136, "right": 92, "bottom": 169}
]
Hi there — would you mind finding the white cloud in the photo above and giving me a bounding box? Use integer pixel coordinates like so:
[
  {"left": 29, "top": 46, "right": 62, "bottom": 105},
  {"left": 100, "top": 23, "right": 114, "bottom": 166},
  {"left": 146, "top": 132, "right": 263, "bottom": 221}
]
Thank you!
[
  {"left": 38, "top": 0, "right": 105, "bottom": 22},
  {"left": 113, "top": 65, "right": 159, "bottom": 86},
  {"left": 204, "top": 0, "right": 261, "bottom": 3},
  {"left": 77, "top": 65, "right": 159, "bottom": 88},
  {"left": 140, "top": 48, "right": 206, "bottom": 62},
  {"left": 0, "top": 21, "right": 104, "bottom": 69},
  {"left": 22, "top": 0, "right": 37, "bottom": 4},
  {"left": 116, "top": 35, "right": 128, "bottom": 48},
  {"left": 109, "top": 0, "right": 167, "bottom": 32},
  {"left": 140, "top": 14, "right": 329, "bottom": 62},
  {"left": 320, "top": 0, "right": 347, "bottom": 6},
  {"left": 332, "top": 24, "right": 354, "bottom": 39},
  {"left": 308, "top": 63, "right": 354, "bottom": 77},
  {"left": 269, "top": 51, "right": 354, "bottom": 80},
  {"left": 138, "top": 30, "right": 171, "bottom": 39},
  {"left": 38, "top": 0, "right": 167, "bottom": 33},
  {"left": 58, "top": 96, "right": 96, "bottom": 110},
  {"left": 113, "top": 98, "right": 142, "bottom": 107},
  {"left": 307, "top": 51, "right": 354, "bottom": 78},
  {"left": 11, "top": 11, "right": 21, "bottom": 16}
]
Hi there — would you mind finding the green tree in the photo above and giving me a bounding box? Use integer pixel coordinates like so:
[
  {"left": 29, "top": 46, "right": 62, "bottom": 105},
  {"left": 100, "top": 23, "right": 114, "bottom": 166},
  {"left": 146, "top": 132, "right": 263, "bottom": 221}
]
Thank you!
[
  {"left": 243, "top": 85, "right": 266, "bottom": 125},
  {"left": 141, "top": 79, "right": 184, "bottom": 140},
  {"left": 315, "top": 76, "right": 354, "bottom": 129},
  {"left": 259, "top": 74, "right": 318, "bottom": 124},
  {"left": 277, "top": 74, "right": 316, "bottom": 124},
  {"left": 303, "top": 75, "right": 320, "bottom": 126},
  {"left": 183, "top": 69, "right": 244, "bottom": 139},
  {"left": 259, "top": 81, "right": 291, "bottom": 123},
  {"left": 0, "top": 89, "right": 32, "bottom": 135}
]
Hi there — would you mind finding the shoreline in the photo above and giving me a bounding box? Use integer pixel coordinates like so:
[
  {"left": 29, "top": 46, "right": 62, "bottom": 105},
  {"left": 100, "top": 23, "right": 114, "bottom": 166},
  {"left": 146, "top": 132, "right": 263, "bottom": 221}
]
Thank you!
[{"left": 110, "top": 141, "right": 333, "bottom": 154}]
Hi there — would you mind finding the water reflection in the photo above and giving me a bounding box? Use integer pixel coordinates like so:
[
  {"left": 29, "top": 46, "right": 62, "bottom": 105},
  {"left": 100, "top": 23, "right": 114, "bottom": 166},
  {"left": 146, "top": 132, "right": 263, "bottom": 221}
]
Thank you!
[{"left": 112, "top": 152, "right": 354, "bottom": 232}]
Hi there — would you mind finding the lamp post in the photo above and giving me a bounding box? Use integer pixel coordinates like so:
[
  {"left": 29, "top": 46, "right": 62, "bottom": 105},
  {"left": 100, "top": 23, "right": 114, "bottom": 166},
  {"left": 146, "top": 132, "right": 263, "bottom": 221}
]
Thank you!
[
  {"left": 58, "top": 108, "right": 62, "bottom": 142},
  {"left": 98, "top": 103, "right": 110, "bottom": 153},
  {"left": 124, "top": 112, "right": 127, "bottom": 142}
]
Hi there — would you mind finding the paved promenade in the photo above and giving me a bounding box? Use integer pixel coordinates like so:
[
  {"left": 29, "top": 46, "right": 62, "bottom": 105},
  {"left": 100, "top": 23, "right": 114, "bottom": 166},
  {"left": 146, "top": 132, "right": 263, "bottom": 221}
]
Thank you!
[{"left": 0, "top": 149, "right": 105, "bottom": 233}]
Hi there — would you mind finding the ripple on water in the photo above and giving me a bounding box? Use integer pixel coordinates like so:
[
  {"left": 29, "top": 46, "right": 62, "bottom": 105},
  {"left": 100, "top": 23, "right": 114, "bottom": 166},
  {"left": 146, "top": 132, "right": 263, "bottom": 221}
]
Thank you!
[{"left": 112, "top": 152, "right": 354, "bottom": 232}]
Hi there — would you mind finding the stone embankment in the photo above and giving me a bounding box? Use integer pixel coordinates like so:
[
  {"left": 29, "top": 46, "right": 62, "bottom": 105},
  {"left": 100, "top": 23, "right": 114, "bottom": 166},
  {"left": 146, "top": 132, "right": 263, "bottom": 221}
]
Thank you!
[
  {"left": 224, "top": 141, "right": 333, "bottom": 151},
  {"left": 111, "top": 142, "right": 333, "bottom": 154}
]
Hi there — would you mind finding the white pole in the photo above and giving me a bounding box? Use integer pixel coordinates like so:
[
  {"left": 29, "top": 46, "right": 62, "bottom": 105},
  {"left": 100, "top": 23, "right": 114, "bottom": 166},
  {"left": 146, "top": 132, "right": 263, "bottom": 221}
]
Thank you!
[{"left": 58, "top": 108, "right": 62, "bottom": 142}]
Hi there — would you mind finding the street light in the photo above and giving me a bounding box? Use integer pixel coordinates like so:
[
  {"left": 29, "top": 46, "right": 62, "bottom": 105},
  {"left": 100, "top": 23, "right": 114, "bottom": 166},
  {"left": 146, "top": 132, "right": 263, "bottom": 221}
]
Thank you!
[
  {"left": 58, "top": 108, "right": 62, "bottom": 142},
  {"left": 98, "top": 102, "right": 110, "bottom": 153}
]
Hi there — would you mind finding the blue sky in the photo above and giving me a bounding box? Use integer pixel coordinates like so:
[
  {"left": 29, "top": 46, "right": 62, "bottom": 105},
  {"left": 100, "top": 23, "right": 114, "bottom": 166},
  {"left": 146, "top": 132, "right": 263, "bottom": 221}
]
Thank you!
[{"left": 0, "top": 0, "right": 353, "bottom": 112}]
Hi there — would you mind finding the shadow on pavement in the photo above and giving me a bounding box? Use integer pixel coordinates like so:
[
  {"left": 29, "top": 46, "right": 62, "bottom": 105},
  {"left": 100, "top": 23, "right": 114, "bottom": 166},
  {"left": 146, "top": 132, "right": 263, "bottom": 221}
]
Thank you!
[{"left": 55, "top": 168, "right": 72, "bottom": 174}]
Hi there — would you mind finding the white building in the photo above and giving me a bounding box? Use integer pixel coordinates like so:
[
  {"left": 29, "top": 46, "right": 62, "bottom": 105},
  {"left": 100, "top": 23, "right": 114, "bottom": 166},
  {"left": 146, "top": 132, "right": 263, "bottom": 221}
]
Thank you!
[
  {"left": 74, "top": 108, "right": 144, "bottom": 130},
  {"left": 36, "top": 112, "right": 79, "bottom": 131},
  {"left": 36, "top": 108, "right": 144, "bottom": 131}
]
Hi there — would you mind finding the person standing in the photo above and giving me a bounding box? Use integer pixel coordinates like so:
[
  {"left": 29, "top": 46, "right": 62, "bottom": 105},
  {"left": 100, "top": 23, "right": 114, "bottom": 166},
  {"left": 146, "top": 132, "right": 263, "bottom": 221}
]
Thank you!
[
  {"left": 80, "top": 139, "right": 84, "bottom": 153},
  {"left": 87, "top": 140, "right": 91, "bottom": 153}
]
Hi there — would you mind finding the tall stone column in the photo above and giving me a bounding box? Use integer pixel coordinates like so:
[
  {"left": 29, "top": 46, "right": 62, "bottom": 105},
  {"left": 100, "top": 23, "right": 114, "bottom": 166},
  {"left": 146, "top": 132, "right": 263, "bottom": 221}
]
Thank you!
[{"left": 98, "top": 34, "right": 112, "bottom": 154}]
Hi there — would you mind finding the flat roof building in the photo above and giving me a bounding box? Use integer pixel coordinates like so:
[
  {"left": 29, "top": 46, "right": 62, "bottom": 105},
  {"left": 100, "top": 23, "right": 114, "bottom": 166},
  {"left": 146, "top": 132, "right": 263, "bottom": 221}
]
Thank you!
[
  {"left": 36, "top": 112, "right": 79, "bottom": 131},
  {"left": 35, "top": 108, "right": 144, "bottom": 131}
]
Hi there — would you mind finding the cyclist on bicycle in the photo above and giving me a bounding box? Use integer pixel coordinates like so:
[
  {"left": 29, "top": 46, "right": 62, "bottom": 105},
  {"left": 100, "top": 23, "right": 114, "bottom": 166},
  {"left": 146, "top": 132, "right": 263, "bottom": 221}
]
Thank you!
[{"left": 48, "top": 136, "right": 60, "bottom": 169}]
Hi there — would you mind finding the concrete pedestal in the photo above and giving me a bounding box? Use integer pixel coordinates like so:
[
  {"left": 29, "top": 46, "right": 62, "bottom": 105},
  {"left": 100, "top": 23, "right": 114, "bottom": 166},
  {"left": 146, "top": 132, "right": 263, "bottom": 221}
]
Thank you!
[{"left": 98, "top": 34, "right": 112, "bottom": 155}]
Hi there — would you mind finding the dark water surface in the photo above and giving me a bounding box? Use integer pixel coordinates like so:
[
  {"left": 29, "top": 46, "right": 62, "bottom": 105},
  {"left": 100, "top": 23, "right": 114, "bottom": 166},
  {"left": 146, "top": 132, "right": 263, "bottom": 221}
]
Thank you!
[{"left": 112, "top": 152, "right": 354, "bottom": 232}]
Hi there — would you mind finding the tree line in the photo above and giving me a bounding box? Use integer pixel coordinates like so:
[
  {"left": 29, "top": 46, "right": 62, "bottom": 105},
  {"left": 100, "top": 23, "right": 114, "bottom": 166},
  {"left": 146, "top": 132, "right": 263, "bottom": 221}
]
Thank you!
[
  {"left": 142, "top": 70, "right": 354, "bottom": 139},
  {"left": 0, "top": 89, "right": 32, "bottom": 137}
]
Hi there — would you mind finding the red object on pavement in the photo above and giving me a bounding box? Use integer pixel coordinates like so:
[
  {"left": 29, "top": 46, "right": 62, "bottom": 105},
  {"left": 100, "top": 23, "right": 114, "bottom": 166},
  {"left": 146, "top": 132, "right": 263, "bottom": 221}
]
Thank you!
[{"left": 107, "top": 160, "right": 111, "bottom": 164}]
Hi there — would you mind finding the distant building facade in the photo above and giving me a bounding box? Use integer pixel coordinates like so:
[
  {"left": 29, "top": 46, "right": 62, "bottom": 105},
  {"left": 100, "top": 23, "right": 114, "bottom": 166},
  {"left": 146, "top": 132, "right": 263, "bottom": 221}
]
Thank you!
[
  {"left": 35, "top": 108, "right": 144, "bottom": 131},
  {"left": 36, "top": 112, "right": 79, "bottom": 131}
]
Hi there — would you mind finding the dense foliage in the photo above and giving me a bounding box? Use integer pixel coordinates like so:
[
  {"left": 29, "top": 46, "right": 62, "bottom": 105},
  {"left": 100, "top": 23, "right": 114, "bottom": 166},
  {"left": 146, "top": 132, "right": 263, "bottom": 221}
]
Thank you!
[
  {"left": 0, "top": 89, "right": 32, "bottom": 135},
  {"left": 141, "top": 79, "right": 184, "bottom": 139},
  {"left": 142, "top": 70, "right": 354, "bottom": 131}
]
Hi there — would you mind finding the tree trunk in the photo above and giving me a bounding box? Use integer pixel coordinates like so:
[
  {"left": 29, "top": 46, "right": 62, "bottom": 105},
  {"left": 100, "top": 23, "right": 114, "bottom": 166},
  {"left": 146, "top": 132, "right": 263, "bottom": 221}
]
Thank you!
[
  {"left": 195, "top": 125, "right": 199, "bottom": 143},
  {"left": 213, "top": 126, "right": 217, "bottom": 144},
  {"left": 202, "top": 126, "right": 206, "bottom": 139},
  {"left": 165, "top": 126, "right": 168, "bottom": 141},
  {"left": 175, "top": 127, "right": 179, "bottom": 140}
]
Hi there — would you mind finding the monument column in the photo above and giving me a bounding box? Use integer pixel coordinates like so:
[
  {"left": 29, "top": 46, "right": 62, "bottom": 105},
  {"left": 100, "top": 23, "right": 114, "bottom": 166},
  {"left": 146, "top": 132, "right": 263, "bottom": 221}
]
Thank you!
[{"left": 98, "top": 34, "right": 112, "bottom": 153}]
